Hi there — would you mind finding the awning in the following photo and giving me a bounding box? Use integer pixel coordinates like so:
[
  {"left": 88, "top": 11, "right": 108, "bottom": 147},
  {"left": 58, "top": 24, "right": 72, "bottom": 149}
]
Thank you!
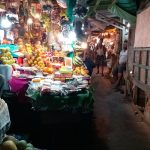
[
  {"left": 109, "top": 3, "right": 136, "bottom": 24},
  {"left": 87, "top": 0, "right": 139, "bottom": 24}
]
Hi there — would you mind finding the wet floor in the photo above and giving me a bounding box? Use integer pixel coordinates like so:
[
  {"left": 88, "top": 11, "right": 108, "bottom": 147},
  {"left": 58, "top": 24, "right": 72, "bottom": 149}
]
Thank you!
[{"left": 6, "top": 73, "right": 150, "bottom": 150}]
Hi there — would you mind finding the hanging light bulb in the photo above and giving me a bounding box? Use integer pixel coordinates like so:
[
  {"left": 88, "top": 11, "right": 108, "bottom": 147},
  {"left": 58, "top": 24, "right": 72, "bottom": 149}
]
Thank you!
[
  {"left": 68, "top": 31, "right": 76, "bottom": 41},
  {"left": 1, "top": 17, "right": 12, "bottom": 28},
  {"left": 81, "top": 42, "right": 87, "bottom": 49},
  {"left": 127, "top": 23, "right": 130, "bottom": 28},
  {"left": 27, "top": 18, "right": 33, "bottom": 25},
  {"left": 34, "top": 13, "right": 40, "bottom": 19}
]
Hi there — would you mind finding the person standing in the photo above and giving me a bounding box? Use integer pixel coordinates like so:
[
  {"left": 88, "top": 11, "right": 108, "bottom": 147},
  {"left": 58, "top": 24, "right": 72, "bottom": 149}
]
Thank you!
[
  {"left": 84, "top": 52, "right": 95, "bottom": 76},
  {"left": 112, "top": 40, "right": 128, "bottom": 89},
  {"left": 105, "top": 50, "right": 113, "bottom": 78},
  {"left": 96, "top": 39, "right": 105, "bottom": 76}
]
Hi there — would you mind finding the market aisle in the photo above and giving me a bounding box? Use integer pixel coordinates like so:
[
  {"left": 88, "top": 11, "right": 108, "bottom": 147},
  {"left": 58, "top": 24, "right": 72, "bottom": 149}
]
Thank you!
[
  {"left": 92, "top": 74, "right": 150, "bottom": 150},
  {"left": 6, "top": 73, "right": 150, "bottom": 150}
]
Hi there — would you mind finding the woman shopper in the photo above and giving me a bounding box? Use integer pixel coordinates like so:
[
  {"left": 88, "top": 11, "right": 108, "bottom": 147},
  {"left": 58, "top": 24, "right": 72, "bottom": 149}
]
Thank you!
[{"left": 96, "top": 39, "right": 106, "bottom": 76}]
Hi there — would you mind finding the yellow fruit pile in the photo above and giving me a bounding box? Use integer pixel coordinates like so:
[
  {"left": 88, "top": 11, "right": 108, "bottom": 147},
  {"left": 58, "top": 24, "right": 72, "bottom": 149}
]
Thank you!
[
  {"left": 0, "top": 48, "right": 15, "bottom": 65},
  {"left": 42, "top": 67, "right": 54, "bottom": 74},
  {"left": 25, "top": 44, "right": 33, "bottom": 54},
  {"left": 27, "top": 52, "right": 45, "bottom": 70},
  {"left": 73, "top": 66, "right": 89, "bottom": 76}
]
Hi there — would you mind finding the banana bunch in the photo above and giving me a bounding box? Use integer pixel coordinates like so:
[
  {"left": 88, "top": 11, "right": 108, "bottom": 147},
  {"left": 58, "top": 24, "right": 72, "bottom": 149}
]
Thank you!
[
  {"left": 73, "top": 66, "right": 89, "bottom": 76},
  {"left": 73, "top": 56, "right": 83, "bottom": 66},
  {"left": 25, "top": 44, "right": 32, "bottom": 54}
]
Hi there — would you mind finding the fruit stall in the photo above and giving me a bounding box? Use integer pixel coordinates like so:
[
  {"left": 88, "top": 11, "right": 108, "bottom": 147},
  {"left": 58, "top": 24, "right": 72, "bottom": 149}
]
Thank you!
[
  {"left": 0, "top": 0, "right": 95, "bottom": 149},
  {"left": 0, "top": 0, "right": 94, "bottom": 110},
  {"left": 0, "top": 41, "right": 93, "bottom": 111}
]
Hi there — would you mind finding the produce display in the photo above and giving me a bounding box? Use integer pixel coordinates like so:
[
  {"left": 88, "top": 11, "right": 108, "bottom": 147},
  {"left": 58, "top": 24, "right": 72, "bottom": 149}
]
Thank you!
[
  {"left": 72, "top": 55, "right": 84, "bottom": 66},
  {"left": 27, "top": 75, "right": 90, "bottom": 96},
  {"left": 26, "top": 50, "right": 46, "bottom": 70},
  {"left": 0, "top": 48, "right": 15, "bottom": 65},
  {"left": 0, "top": 136, "right": 35, "bottom": 150},
  {"left": 73, "top": 66, "right": 89, "bottom": 76},
  {"left": 0, "top": 40, "right": 91, "bottom": 98},
  {"left": 0, "top": 0, "right": 94, "bottom": 149}
]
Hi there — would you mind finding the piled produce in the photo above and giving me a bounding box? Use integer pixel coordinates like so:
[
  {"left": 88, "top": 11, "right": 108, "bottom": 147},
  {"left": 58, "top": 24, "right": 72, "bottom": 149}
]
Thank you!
[
  {"left": 0, "top": 136, "right": 34, "bottom": 150},
  {"left": 73, "top": 56, "right": 84, "bottom": 66},
  {"left": 17, "top": 38, "right": 26, "bottom": 53},
  {"left": 26, "top": 50, "right": 45, "bottom": 70},
  {"left": 73, "top": 66, "right": 89, "bottom": 76},
  {"left": 42, "top": 66, "right": 54, "bottom": 74},
  {"left": 0, "top": 48, "right": 15, "bottom": 65},
  {"left": 24, "top": 44, "right": 33, "bottom": 54}
]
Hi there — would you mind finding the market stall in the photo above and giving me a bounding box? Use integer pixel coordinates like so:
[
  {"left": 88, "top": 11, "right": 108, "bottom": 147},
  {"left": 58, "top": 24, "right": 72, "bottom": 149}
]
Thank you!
[
  {"left": 7, "top": 49, "right": 93, "bottom": 112},
  {"left": 0, "top": 26, "right": 93, "bottom": 113},
  {"left": 0, "top": 0, "right": 93, "bottom": 114},
  {"left": 0, "top": 1, "right": 95, "bottom": 149}
]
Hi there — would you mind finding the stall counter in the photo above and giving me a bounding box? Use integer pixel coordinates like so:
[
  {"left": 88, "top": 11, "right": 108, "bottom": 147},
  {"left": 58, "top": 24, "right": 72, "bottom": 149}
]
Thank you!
[
  {"left": 9, "top": 77, "right": 94, "bottom": 112},
  {"left": 27, "top": 88, "right": 93, "bottom": 112}
]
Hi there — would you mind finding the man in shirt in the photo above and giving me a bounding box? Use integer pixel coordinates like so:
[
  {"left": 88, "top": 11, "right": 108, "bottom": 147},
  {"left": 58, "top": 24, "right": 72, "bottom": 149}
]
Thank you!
[{"left": 113, "top": 40, "right": 128, "bottom": 89}]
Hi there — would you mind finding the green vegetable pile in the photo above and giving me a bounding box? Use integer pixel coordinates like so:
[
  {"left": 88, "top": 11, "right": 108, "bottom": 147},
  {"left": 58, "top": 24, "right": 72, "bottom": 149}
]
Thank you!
[{"left": 0, "top": 136, "right": 34, "bottom": 150}]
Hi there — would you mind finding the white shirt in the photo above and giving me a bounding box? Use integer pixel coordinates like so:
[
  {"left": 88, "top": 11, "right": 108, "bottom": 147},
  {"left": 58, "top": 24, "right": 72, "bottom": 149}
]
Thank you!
[{"left": 119, "top": 50, "right": 127, "bottom": 64}]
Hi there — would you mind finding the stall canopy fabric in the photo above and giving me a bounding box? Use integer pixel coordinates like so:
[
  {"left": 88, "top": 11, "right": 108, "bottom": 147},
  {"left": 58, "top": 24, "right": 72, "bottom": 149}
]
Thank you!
[
  {"left": 87, "top": 0, "right": 138, "bottom": 23},
  {"left": 115, "top": 0, "right": 137, "bottom": 15},
  {"left": 65, "top": 0, "right": 77, "bottom": 22},
  {"left": 109, "top": 3, "right": 136, "bottom": 23}
]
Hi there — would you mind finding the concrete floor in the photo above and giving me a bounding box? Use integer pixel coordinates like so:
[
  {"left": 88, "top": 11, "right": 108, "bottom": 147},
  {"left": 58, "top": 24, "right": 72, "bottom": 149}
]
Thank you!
[{"left": 92, "top": 74, "right": 150, "bottom": 150}]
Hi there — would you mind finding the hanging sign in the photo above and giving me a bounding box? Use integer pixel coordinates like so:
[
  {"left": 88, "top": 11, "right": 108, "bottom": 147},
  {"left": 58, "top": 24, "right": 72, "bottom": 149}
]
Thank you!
[{"left": 64, "top": 57, "right": 72, "bottom": 69}]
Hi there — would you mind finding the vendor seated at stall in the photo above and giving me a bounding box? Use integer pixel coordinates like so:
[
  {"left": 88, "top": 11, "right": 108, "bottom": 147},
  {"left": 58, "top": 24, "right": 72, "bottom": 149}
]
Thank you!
[{"left": 84, "top": 52, "right": 95, "bottom": 76}]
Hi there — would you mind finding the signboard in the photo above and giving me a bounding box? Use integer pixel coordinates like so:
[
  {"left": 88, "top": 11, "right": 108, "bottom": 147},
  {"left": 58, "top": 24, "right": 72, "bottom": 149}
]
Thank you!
[
  {"left": 134, "top": 7, "right": 150, "bottom": 48},
  {"left": 64, "top": 57, "right": 72, "bottom": 69}
]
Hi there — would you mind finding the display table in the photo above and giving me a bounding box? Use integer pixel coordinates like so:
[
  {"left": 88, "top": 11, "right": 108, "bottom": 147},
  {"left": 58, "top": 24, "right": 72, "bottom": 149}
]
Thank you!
[
  {"left": 8, "top": 77, "right": 29, "bottom": 103},
  {"left": 8, "top": 77, "right": 93, "bottom": 112},
  {"left": 27, "top": 88, "right": 93, "bottom": 112}
]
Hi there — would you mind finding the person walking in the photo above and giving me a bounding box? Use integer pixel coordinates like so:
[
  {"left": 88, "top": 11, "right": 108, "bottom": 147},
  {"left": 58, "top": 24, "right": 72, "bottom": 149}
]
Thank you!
[{"left": 96, "top": 39, "right": 105, "bottom": 76}]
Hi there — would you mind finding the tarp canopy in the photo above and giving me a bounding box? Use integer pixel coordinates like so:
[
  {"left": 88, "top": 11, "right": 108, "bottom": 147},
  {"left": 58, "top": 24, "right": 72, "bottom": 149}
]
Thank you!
[
  {"left": 87, "top": 0, "right": 139, "bottom": 23},
  {"left": 115, "top": 0, "right": 137, "bottom": 15},
  {"left": 109, "top": 3, "right": 136, "bottom": 24}
]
